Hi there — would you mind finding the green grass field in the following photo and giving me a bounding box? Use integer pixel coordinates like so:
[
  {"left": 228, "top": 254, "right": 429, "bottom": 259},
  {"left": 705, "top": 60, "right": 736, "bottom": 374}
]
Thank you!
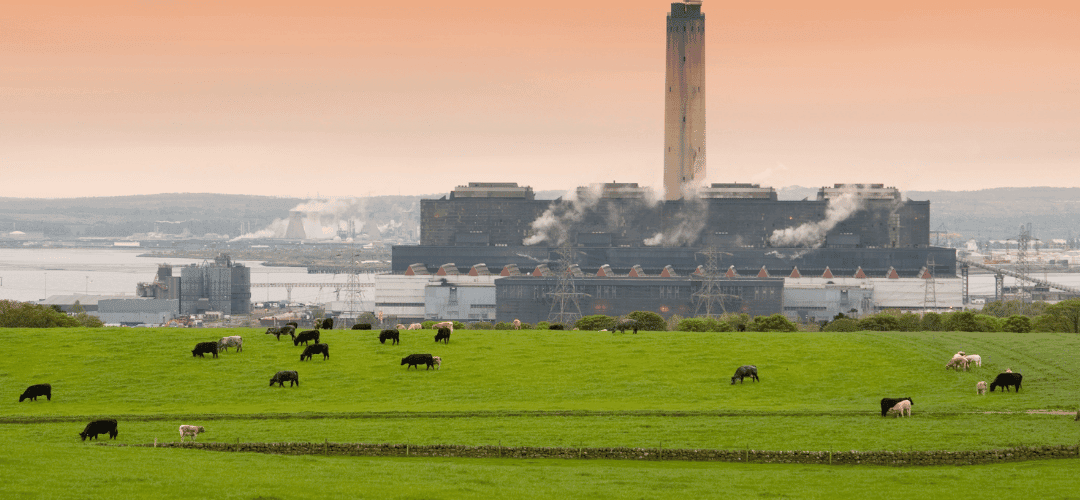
[{"left": 3, "top": 327, "right": 1080, "bottom": 498}]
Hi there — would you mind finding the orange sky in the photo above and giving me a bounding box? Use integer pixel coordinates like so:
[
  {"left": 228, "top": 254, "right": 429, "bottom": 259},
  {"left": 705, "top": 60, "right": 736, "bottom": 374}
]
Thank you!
[{"left": 2, "top": 0, "right": 1077, "bottom": 198}]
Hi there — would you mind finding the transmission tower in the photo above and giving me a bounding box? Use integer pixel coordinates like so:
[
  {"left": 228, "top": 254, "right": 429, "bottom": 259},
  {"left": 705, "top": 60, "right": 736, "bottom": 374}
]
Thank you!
[
  {"left": 692, "top": 247, "right": 737, "bottom": 318},
  {"left": 1016, "top": 223, "right": 1032, "bottom": 302},
  {"left": 343, "top": 254, "right": 366, "bottom": 328},
  {"left": 923, "top": 255, "right": 937, "bottom": 311},
  {"left": 547, "top": 243, "right": 588, "bottom": 326}
]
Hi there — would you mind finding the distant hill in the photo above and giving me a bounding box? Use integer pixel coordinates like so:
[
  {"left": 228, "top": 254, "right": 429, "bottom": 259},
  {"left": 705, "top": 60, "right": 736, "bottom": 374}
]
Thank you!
[
  {"left": 777, "top": 186, "right": 1080, "bottom": 241},
  {"left": 2, "top": 188, "right": 1077, "bottom": 243}
]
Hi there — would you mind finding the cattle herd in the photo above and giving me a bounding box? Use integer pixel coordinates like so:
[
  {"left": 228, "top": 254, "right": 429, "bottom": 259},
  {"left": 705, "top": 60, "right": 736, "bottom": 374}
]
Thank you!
[{"left": 16, "top": 322, "right": 1028, "bottom": 440}]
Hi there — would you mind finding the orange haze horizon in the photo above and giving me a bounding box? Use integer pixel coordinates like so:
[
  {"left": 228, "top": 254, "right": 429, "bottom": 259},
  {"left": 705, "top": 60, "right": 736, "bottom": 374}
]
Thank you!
[{"left": 2, "top": 0, "right": 1077, "bottom": 198}]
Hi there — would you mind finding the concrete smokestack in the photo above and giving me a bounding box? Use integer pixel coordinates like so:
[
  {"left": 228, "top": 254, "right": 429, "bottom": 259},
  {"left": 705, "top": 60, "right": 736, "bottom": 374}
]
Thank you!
[{"left": 664, "top": 0, "right": 706, "bottom": 201}]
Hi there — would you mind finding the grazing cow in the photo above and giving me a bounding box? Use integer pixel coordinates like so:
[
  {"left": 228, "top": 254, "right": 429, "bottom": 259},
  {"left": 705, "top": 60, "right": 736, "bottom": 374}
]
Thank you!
[
  {"left": 192, "top": 341, "right": 219, "bottom": 358},
  {"left": 946, "top": 355, "right": 969, "bottom": 371},
  {"left": 964, "top": 354, "right": 982, "bottom": 367},
  {"left": 730, "top": 365, "right": 759, "bottom": 385},
  {"left": 293, "top": 330, "right": 320, "bottom": 346},
  {"left": 549, "top": 324, "right": 564, "bottom": 330},
  {"left": 80, "top": 419, "right": 118, "bottom": 441},
  {"left": 886, "top": 399, "right": 912, "bottom": 418},
  {"left": 179, "top": 425, "right": 206, "bottom": 442},
  {"left": 351, "top": 323, "right": 372, "bottom": 330},
  {"left": 614, "top": 319, "right": 639, "bottom": 334},
  {"left": 19, "top": 383, "right": 52, "bottom": 402},
  {"left": 512, "top": 319, "right": 521, "bottom": 330},
  {"left": 880, "top": 398, "right": 914, "bottom": 417},
  {"left": 434, "top": 327, "right": 451, "bottom": 344},
  {"left": 218, "top": 335, "right": 243, "bottom": 353},
  {"left": 395, "top": 324, "right": 407, "bottom": 330},
  {"left": 300, "top": 343, "right": 330, "bottom": 361},
  {"left": 990, "top": 372, "right": 1023, "bottom": 393},
  {"left": 265, "top": 326, "right": 295, "bottom": 340},
  {"left": 379, "top": 329, "right": 400, "bottom": 345},
  {"left": 269, "top": 370, "right": 299, "bottom": 387},
  {"left": 433, "top": 356, "right": 441, "bottom": 370},
  {"left": 286, "top": 322, "right": 298, "bottom": 329},
  {"left": 408, "top": 323, "right": 422, "bottom": 330},
  {"left": 1005, "top": 368, "right": 1013, "bottom": 373},
  {"left": 401, "top": 353, "right": 435, "bottom": 370},
  {"left": 432, "top": 321, "right": 454, "bottom": 333},
  {"left": 976, "top": 381, "right": 988, "bottom": 395}
]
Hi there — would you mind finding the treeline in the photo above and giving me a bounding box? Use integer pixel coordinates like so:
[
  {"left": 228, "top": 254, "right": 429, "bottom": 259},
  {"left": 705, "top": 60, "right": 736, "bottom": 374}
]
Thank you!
[
  {"left": 819, "top": 299, "right": 1080, "bottom": 333},
  {"left": 0, "top": 300, "right": 103, "bottom": 328}
]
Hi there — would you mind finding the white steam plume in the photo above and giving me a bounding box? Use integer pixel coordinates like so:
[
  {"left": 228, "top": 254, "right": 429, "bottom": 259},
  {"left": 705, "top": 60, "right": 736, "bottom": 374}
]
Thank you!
[
  {"left": 768, "top": 190, "right": 865, "bottom": 247},
  {"left": 643, "top": 184, "right": 706, "bottom": 247},
  {"left": 523, "top": 187, "right": 602, "bottom": 246}
]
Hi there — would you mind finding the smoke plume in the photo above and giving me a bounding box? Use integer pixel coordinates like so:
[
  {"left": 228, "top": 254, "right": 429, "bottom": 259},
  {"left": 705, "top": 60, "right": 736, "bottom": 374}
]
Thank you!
[
  {"left": 644, "top": 184, "right": 707, "bottom": 247},
  {"left": 523, "top": 187, "right": 601, "bottom": 246},
  {"left": 768, "top": 189, "right": 865, "bottom": 247}
]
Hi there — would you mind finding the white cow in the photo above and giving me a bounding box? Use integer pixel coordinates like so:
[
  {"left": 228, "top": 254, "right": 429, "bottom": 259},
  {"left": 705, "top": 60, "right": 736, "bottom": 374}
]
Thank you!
[
  {"left": 964, "top": 354, "right": 982, "bottom": 367},
  {"left": 976, "top": 381, "right": 987, "bottom": 395},
  {"left": 433, "top": 356, "right": 442, "bottom": 370},
  {"left": 218, "top": 336, "right": 243, "bottom": 353},
  {"left": 395, "top": 324, "right": 407, "bottom": 330},
  {"left": 179, "top": 425, "right": 206, "bottom": 442},
  {"left": 433, "top": 321, "right": 454, "bottom": 333},
  {"left": 887, "top": 400, "right": 911, "bottom": 417},
  {"left": 512, "top": 319, "right": 521, "bottom": 330},
  {"left": 408, "top": 323, "right": 422, "bottom": 330}
]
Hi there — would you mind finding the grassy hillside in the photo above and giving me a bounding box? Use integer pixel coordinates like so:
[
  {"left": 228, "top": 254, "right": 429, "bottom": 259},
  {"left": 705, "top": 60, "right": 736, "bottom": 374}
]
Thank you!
[
  {"left": 4, "top": 328, "right": 1079, "bottom": 417},
  {"left": 4, "top": 327, "right": 1080, "bottom": 498}
]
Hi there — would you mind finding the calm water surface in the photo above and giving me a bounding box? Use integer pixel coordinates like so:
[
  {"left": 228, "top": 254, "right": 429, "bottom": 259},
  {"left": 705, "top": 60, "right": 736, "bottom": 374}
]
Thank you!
[{"left": 0, "top": 248, "right": 360, "bottom": 304}]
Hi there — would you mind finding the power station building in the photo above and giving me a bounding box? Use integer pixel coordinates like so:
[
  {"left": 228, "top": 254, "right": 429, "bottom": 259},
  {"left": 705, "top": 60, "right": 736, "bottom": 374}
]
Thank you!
[{"left": 384, "top": 0, "right": 958, "bottom": 324}]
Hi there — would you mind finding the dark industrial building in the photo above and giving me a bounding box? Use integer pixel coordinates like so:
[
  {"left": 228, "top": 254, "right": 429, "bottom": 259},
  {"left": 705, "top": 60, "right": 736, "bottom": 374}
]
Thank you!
[
  {"left": 496, "top": 276, "right": 784, "bottom": 324},
  {"left": 399, "top": 182, "right": 950, "bottom": 278}
]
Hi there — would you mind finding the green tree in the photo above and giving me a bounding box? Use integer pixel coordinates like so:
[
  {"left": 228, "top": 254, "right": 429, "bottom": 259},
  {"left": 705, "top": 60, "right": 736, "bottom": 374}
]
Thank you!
[
  {"left": 627, "top": 311, "right": 667, "bottom": 331},
  {"left": 1003, "top": 315, "right": 1032, "bottom": 333},
  {"left": 920, "top": 312, "right": 944, "bottom": 332},
  {"left": 576, "top": 315, "right": 617, "bottom": 331},
  {"left": 1041, "top": 299, "right": 1080, "bottom": 333},
  {"left": 857, "top": 313, "right": 900, "bottom": 332},
  {"left": 720, "top": 313, "right": 750, "bottom": 332},
  {"left": 943, "top": 311, "right": 978, "bottom": 332},
  {"left": 746, "top": 314, "right": 797, "bottom": 332},
  {"left": 823, "top": 318, "right": 859, "bottom": 332}
]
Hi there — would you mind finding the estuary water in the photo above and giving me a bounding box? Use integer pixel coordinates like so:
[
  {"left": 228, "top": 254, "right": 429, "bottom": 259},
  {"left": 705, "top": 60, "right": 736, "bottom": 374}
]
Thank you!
[
  {"left": 0, "top": 248, "right": 358, "bottom": 304},
  {"left": 1, "top": 248, "right": 1078, "bottom": 305}
]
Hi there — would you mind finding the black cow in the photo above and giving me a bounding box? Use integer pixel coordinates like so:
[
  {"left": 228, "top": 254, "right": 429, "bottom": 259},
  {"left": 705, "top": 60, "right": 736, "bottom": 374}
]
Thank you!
[
  {"left": 434, "top": 327, "right": 451, "bottom": 344},
  {"left": 286, "top": 322, "right": 298, "bottom": 329},
  {"left": 293, "top": 330, "right": 320, "bottom": 346},
  {"left": 614, "top": 319, "right": 639, "bottom": 334},
  {"left": 730, "top": 365, "right": 759, "bottom": 384},
  {"left": 548, "top": 324, "right": 564, "bottom": 330},
  {"left": 401, "top": 353, "right": 435, "bottom": 370},
  {"left": 300, "top": 343, "right": 329, "bottom": 361},
  {"left": 990, "top": 372, "right": 1023, "bottom": 392},
  {"left": 265, "top": 325, "right": 296, "bottom": 340},
  {"left": 20, "top": 383, "right": 52, "bottom": 402},
  {"left": 270, "top": 370, "right": 299, "bottom": 387},
  {"left": 80, "top": 419, "right": 118, "bottom": 441},
  {"left": 321, "top": 318, "right": 334, "bottom": 330},
  {"left": 192, "top": 341, "right": 219, "bottom": 358},
  {"left": 879, "top": 397, "right": 914, "bottom": 417},
  {"left": 379, "top": 329, "right": 400, "bottom": 345},
  {"left": 352, "top": 323, "right": 372, "bottom": 330}
]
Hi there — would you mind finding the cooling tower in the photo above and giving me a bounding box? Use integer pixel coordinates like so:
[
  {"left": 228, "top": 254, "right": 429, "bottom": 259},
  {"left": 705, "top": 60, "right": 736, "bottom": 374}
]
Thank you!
[{"left": 284, "top": 211, "right": 307, "bottom": 239}]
